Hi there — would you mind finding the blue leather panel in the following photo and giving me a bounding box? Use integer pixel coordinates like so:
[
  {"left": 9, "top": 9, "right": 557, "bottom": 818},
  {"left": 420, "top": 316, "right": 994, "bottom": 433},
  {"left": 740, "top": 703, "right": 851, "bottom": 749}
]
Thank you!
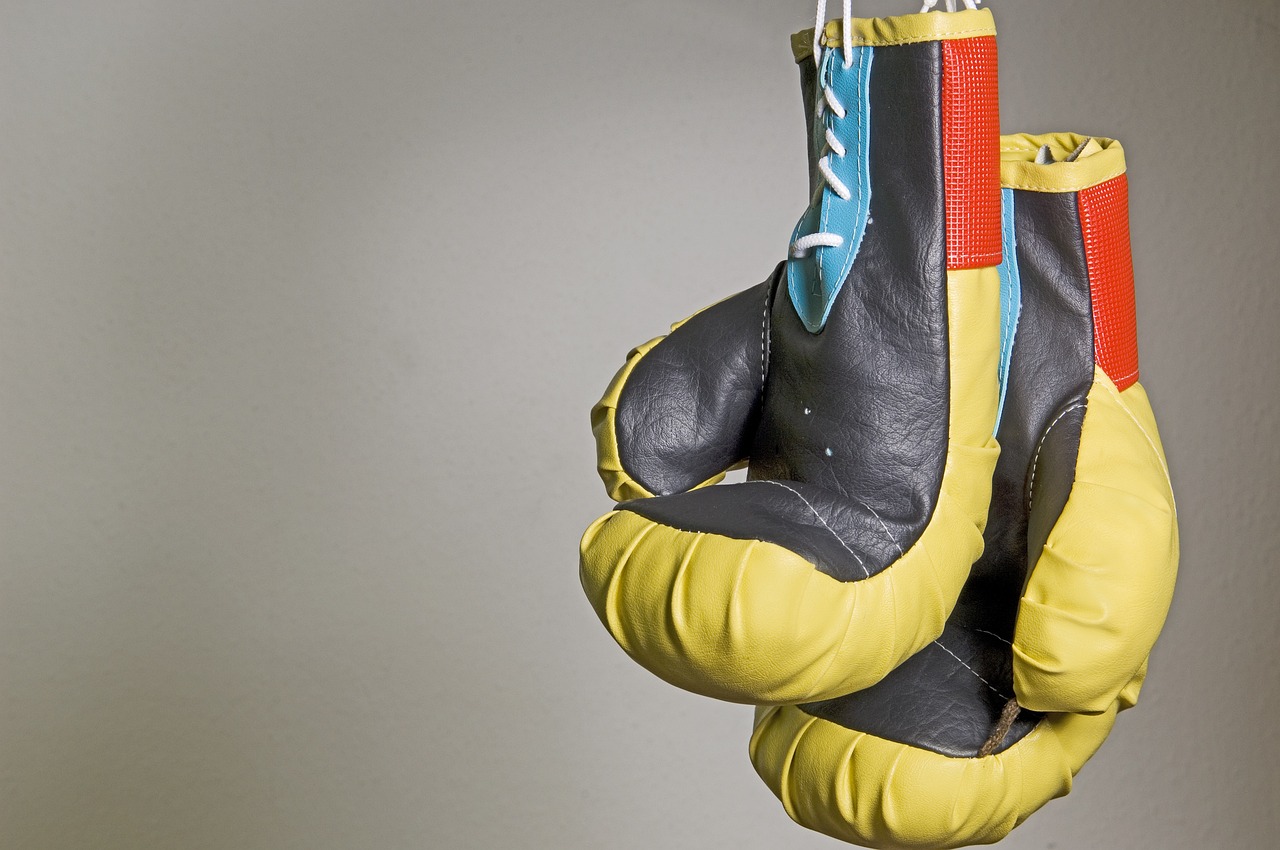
[
  {"left": 786, "top": 45, "right": 874, "bottom": 334},
  {"left": 995, "top": 188, "right": 1022, "bottom": 432}
]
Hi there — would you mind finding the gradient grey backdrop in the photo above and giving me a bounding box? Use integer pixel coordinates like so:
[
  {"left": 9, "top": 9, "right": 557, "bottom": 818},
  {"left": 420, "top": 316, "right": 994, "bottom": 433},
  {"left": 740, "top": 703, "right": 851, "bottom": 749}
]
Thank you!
[{"left": 2, "top": 0, "right": 1276, "bottom": 847}]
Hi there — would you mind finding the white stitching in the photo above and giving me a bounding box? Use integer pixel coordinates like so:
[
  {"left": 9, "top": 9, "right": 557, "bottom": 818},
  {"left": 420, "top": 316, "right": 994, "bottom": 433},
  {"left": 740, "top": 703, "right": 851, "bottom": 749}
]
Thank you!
[
  {"left": 761, "top": 285, "right": 770, "bottom": 384},
  {"left": 997, "top": 202, "right": 1016, "bottom": 393},
  {"left": 1102, "top": 378, "right": 1172, "bottom": 481},
  {"left": 852, "top": 44, "right": 865, "bottom": 220},
  {"left": 975, "top": 628, "right": 1012, "bottom": 647},
  {"left": 1027, "top": 402, "right": 1086, "bottom": 509},
  {"left": 851, "top": 496, "right": 903, "bottom": 557},
  {"left": 1110, "top": 367, "right": 1140, "bottom": 384},
  {"left": 762, "top": 481, "right": 869, "bottom": 578},
  {"left": 800, "top": 44, "right": 867, "bottom": 289},
  {"left": 817, "top": 50, "right": 833, "bottom": 283},
  {"left": 933, "top": 639, "right": 1010, "bottom": 700}
]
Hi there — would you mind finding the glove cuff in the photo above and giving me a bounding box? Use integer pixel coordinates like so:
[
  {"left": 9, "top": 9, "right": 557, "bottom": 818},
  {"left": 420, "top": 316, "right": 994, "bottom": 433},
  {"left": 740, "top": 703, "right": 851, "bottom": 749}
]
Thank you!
[
  {"left": 789, "top": 8, "right": 995, "bottom": 59},
  {"left": 1000, "top": 133, "right": 1139, "bottom": 391}
]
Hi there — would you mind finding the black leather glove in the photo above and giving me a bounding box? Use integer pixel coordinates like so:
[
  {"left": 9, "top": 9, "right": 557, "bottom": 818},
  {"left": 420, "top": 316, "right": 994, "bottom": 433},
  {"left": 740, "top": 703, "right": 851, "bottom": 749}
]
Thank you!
[{"left": 580, "top": 9, "right": 1005, "bottom": 705}]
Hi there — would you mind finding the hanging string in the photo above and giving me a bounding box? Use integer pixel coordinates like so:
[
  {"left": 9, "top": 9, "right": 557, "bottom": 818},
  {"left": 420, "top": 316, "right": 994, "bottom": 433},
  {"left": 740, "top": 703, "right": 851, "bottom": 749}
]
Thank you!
[
  {"left": 921, "top": 0, "right": 982, "bottom": 12},
  {"left": 812, "top": 0, "right": 853, "bottom": 70},
  {"left": 817, "top": 0, "right": 982, "bottom": 67},
  {"left": 794, "top": 0, "right": 857, "bottom": 259}
]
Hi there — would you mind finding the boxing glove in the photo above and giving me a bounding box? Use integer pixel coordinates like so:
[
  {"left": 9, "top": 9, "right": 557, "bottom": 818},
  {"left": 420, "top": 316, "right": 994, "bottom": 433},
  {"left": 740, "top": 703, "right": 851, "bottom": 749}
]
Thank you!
[
  {"left": 749, "top": 133, "right": 1179, "bottom": 848},
  {"left": 580, "top": 7, "right": 1004, "bottom": 705}
]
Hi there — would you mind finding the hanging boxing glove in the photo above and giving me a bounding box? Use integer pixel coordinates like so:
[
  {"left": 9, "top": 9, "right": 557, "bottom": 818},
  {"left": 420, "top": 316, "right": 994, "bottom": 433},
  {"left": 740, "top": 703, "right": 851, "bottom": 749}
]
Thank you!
[
  {"left": 580, "top": 6, "right": 1004, "bottom": 705},
  {"left": 749, "top": 133, "right": 1179, "bottom": 849}
]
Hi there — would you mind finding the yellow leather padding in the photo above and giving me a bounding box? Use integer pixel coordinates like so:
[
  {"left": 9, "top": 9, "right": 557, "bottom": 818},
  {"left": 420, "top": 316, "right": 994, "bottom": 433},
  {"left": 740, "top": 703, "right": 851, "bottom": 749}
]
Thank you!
[
  {"left": 1117, "top": 657, "right": 1149, "bottom": 711},
  {"left": 1000, "top": 133, "right": 1127, "bottom": 193},
  {"left": 579, "top": 266, "right": 1002, "bottom": 705},
  {"left": 1012, "top": 372, "right": 1179, "bottom": 713},
  {"left": 791, "top": 9, "right": 995, "bottom": 61},
  {"left": 749, "top": 699, "right": 1118, "bottom": 849}
]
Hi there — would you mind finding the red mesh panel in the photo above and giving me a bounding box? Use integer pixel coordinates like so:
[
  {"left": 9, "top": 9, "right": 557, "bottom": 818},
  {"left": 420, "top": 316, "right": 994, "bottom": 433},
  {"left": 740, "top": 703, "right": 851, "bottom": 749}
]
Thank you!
[
  {"left": 941, "top": 36, "right": 1001, "bottom": 270},
  {"left": 1079, "top": 175, "right": 1140, "bottom": 391}
]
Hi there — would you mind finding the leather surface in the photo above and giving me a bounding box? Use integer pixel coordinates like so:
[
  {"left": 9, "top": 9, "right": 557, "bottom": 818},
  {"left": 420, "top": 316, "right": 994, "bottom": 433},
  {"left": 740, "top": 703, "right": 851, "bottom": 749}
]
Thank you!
[
  {"left": 749, "top": 133, "right": 1177, "bottom": 849},
  {"left": 581, "top": 33, "right": 1003, "bottom": 706},
  {"left": 1013, "top": 371, "right": 1177, "bottom": 714},
  {"left": 582, "top": 502, "right": 968, "bottom": 705},
  {"left": 621, "top": 479, "right": 902, "bottom": 583},
  {"left": 790, "top": 8, "right": 996, "bottom": 61},
  {"left": 613, "top": 274, "right": 775, "bottom": 497},
  {"left": 994, "top": 187, "right": 1022, "bottom": 425},
  {"left": 1000, "top": 133, "right": 1127, "bottom": 193},
  {"left": 623, "top": 40, "right": 950, "bottom": 582},
  {"left": 748, "top": 40, "right": 949, "bottom": 564},
  {"left": 799, "top": 186, "right": 1096, "bottom": 757},
  {"left": 786, "top": 43, "right": 874, "bottom": 333},
  {"left": 798, "top": 59, "right": 820, "bottom": 198},
  {"left": 803, "top": 623, "right": 1042, "bottom": 758},
  {"left": 959, "top": 187, "right": 1095, "bottom": 635},
  {"left": 752, "top": 698, "right": 1117, "bottom": 850}
]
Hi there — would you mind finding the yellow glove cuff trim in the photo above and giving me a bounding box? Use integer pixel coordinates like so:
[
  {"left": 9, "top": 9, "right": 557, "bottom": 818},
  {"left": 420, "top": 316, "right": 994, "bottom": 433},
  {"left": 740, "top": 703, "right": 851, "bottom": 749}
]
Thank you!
[
  {"left": 791, "top": 9, "right": 995, "bottom": 61},
  {"left": 1000, "top": 133, "right": 1128, "bottom": 193}
]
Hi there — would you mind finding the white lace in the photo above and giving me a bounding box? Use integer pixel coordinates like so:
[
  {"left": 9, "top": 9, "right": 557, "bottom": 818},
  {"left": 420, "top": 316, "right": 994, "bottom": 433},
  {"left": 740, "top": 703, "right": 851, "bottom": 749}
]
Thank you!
[
  {"left": 811, "top": 0, "right": 854, "bottom": 71},
  {"left": 920, "top": 0, "right": 982, "bottom": 12},
  {"left": 792, "top": 232, "right": 844, "bottom": 258},
  {"left": 795, "top": 0, "right": 975, "bottom": 260},
  {"left": 794, "top": 0, "right": 854, "bottom": 260}
]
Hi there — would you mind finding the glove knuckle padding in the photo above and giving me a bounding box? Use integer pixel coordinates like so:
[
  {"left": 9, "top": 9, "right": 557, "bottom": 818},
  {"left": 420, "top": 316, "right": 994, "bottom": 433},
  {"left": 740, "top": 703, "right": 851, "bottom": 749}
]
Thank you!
[
  {"left": 1013, "top": 374, "right": 1178, "bottom": 713},
  {"left": 591, "top": 281, "right": 771, "bottom": 503},
  {"left": 750, "top": 702, "right": 1116, "bottom": 850},
  {"left": 591, "top": 333, "right": 670, "bottom": 503},
  {"left": 580, "top": 12, "right": 1006, "bottom": 706},
  {"left": 585, "top": 265, "right": 1001, "bottom": 705},
  {"left": 580, "top": 482, "right": 979, "bottom": 704},
  {"left": 748, "top": 131, "right": 1179, "bottom": 847}
]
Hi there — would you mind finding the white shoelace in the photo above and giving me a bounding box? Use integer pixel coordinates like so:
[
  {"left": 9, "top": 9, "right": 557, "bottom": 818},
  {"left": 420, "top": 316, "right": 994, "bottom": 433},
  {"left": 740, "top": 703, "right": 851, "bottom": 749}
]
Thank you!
[
  {"left": 795, "top": 0, "right": 978, "bottom": 260},
  {"left": 794, "top": 0, "right": 854, "bottom": 259},
  {"left": 811, "top": 0, "right": 854, "bottom": 72},
  {"left": 920, "top": 0, "right": 982, "bottom": 12}
]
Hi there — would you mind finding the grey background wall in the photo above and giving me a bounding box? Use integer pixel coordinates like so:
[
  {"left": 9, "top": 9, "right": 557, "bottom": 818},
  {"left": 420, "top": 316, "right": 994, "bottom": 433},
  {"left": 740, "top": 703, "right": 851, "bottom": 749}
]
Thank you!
[{"left": 2, "top": 0, "right": 1275, "bottom": 847}]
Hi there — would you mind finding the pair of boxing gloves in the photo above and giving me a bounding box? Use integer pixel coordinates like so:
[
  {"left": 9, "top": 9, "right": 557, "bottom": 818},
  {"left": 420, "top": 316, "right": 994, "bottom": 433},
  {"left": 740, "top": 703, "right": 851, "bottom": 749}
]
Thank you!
[{"left": 579, "top": 8, "right": 1178, "bottom": 848}]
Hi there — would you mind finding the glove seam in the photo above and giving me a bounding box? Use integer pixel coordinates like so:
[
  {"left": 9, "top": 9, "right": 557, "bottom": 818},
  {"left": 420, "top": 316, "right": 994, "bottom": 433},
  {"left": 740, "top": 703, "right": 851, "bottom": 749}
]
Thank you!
[{"left": 1027, "top": 401, "right": 1086, "bottom": 510}]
